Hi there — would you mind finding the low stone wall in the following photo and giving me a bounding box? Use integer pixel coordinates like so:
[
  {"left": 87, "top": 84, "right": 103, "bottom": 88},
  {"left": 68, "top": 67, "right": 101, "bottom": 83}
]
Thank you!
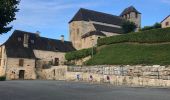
[
  {"left": 66, "top": 72, "right": 170, "bottom": 87},
  {"left": 41, "top": 65, "right": 170, "bottom": 87},
  {"left": 42, "top": 66, "right": 67, "bottom": 80}
]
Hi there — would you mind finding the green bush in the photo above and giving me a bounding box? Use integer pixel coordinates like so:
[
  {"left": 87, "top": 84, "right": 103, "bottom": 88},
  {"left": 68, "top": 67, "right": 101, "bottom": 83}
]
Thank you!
[
  {"left": 65, "top": 48, "right": 96, "bottom": 61},
  {"left": 0, "top": 76, "right": 6, "bottom": 81},
  {"left": 98, "top": 27, "right": 170, "bottom": 46},
  {"left": 121, "top": 21, "right": 137, "bottom": 33}
]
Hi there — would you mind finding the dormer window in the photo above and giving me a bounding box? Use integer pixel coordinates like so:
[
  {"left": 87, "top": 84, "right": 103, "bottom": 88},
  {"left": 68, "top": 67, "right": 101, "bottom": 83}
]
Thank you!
[
  {"left": 18, "top": 37, "right": 21, "bottom": 41},
  {"left": 31, "top": 40, "right": 34, "bottom": 44}
]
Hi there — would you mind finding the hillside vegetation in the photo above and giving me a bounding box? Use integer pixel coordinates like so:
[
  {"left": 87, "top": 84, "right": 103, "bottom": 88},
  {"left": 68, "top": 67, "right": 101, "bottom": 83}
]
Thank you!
[
  {"left": 98, "top": 27, "right": 170, "bottom": 46},
  {"left": 65, "top": 48, "right": 96, "bottom": 61},
  {"left": 86, "top": 44, "right": 170, "bottom": 65},
  {"left": 66, "top": 28, "right": 170, "bottom": 65}
]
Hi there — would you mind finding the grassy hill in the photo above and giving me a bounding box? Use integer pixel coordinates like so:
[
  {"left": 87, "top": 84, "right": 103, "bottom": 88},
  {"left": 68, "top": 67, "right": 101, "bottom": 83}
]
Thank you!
[
  {"left": 86, "top": 44, "right": 170, "bottom": 65},
  {"left": 66, "top": 27, "right": 170, "bottom": 65}
]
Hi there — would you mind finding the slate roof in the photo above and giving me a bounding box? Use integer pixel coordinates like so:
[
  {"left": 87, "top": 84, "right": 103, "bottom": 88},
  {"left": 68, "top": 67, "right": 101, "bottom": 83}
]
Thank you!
[
  {"left": 3, "top": 30, "right": 76, "bottom": 58},
  {"left": 161, "top": 15, "right": 170, "bottom": 23},
  {"left": 69, "top": 8, "right": 125, "bottom": 26},
  {"left": 120, "top": 6, "right": 141, "bottom": 16},
  {"left": 93, "top": 24, "right": 124, "bottom": 34},
  {"left": 81, "top": 31, "right": 106, "bottom": 38}
]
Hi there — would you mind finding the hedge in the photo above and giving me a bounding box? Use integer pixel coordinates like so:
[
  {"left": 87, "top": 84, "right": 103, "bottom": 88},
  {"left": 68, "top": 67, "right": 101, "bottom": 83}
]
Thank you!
[
  {"left": 0, "top": 76, "right": 6, "bottom": 81},
  {"left": 98, "top": 27, "right": 170, "bottom": 46},
  {"left": 65, "top": 48, "right": 96, "bottom": 61}
]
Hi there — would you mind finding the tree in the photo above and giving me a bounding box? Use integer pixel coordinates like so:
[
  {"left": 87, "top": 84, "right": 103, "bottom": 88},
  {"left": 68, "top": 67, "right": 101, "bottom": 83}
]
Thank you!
[
  {"left": 141, "top": 22, "right": 161, "bottom": 31},
  {"left": 121, "top": 21, "right": 137, "bottom": 33},
  {"left": 153, "top": 23, "right": 161, "bottom": 29},
  {"left": 0, "top": 0, "right": 20, "bottom": 34}
]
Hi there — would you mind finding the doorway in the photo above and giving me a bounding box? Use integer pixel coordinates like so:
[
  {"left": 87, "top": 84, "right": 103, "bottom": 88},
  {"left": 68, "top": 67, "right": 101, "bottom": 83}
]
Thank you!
[{"left": 19, "top": 70, "right": 25, "bottom": 79}]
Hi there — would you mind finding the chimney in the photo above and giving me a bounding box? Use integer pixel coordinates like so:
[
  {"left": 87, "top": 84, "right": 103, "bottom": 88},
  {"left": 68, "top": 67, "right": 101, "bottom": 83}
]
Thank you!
[
  {"left": 23, "top": 34, "right": 29, "bottom": 48},
  {"left": 35, "top": 31, "right": 40, "bottom": 36},
  {"left": 61, "top": 35, "right": 64, "bottom": 42}
]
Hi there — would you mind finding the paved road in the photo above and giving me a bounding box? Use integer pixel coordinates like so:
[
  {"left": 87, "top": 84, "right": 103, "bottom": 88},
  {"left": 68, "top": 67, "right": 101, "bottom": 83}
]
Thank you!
[{"left": 0, "top": 80, "right": 170, "bottom": 100}]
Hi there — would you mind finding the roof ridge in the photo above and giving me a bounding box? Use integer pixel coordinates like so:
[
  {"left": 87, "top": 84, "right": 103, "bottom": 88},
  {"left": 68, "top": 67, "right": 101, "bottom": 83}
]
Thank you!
[
  {"left": 14, "top": 30, "right": 71, "bottom": 43},
  {"left": 79, "top": 8, "right": 121, "bottom": 19}
]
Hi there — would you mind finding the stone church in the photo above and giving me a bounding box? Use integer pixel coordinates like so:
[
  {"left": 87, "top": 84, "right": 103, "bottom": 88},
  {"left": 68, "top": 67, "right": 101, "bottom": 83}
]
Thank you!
[
  {"left": 0, "top": 30, "right": 75, "bottom": 80},
  {"left": 69, "top": 6, "right": 141, "bottom": 50}
]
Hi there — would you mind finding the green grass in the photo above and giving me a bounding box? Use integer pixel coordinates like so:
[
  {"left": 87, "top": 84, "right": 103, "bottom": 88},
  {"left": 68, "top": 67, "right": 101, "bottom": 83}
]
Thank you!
[
  {"left": 86, "top": 44, "right": 170, "bottom": 65},
  {"left": 98, "top": 27, "right": 170, "bottom": 46}
]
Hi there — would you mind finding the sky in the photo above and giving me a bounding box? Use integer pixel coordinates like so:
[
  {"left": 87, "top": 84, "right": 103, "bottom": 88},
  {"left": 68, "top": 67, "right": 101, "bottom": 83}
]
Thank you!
[{"left": 0, "top": 0, "right": 170, "bottom": 44}]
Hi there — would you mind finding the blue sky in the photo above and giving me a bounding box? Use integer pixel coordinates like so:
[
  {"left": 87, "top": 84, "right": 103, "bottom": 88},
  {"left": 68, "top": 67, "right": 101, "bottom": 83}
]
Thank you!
[{"left": 0, "top": 0, "right": 170, "bottom": 44}]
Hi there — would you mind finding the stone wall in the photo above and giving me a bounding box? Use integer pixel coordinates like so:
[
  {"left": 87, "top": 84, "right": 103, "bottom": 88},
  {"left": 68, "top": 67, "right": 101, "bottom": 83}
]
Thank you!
[
  {"left": 69, "top": 21, "right": 95, "bottom": 50},
  {"left": 56, "top": 65, "right": 170, "bottom": 87},
  {"left": 6, "top": 58, "right": 36, "bottom": 80},
  {"left": 41, "top": 66, "right": 67, "bottom": 80},
  {"left": 0, "top": 46, "right": 6, "bottom": 76},
  {"left": 33, "top": 50, "right": 65, "bottom": 65},
  {"left": 69, "top": 20, "right": 123, "bottom": 50}
]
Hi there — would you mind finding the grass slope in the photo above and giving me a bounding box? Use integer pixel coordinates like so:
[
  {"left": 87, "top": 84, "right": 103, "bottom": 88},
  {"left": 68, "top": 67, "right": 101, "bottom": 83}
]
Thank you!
[{"left": 86, "top": 44, "right": 170, "bottom": 65}]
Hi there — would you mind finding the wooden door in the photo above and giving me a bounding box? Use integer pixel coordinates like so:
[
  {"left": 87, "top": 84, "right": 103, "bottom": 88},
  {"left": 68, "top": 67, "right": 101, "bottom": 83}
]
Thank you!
[{"left": 19, "top": 70, "right": 25, "bottom": 79}]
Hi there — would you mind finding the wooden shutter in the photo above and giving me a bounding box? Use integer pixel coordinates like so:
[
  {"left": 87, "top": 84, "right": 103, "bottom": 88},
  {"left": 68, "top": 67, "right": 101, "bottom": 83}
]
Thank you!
[{"left": 19, "top": 59, "right": 24, "bottom": 66}]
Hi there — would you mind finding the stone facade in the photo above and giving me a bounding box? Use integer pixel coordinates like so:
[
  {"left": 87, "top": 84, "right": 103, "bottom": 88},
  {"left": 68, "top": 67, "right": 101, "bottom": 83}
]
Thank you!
[
  {"left": 6, "top": 58, "right": 36, "bottom": 80},
  {"left": 69, "top": 21, "right": 95, "bottom": 49},
  {"left": 0, "top": 30, "right": 75, "bottom": 80},
  {"left": 33, "top": 50, "right": 65, "bottom": 66},
  {"left": 69, "top": 7, "right": 141, "bottom": 50},
  {"left": 41, "top": 66, "right": 67, "bottom": 80},
  {"left": 121, "top": 12, "right": 141, "bottom": 31},
  {"left": 69, "top": 20, "right": 123, "bottom": 50},
  {"left": 161, "top": 15, "right": 170, "bottom": 28},
  {"left": 0, "top": 46, "right": 6, "bottom": 76}
]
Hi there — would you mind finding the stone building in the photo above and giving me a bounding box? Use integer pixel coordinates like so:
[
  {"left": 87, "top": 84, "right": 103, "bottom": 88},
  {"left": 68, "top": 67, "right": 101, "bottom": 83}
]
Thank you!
[
  {"left": 161, "top": 15, "right": 170, "bottom": 28},
  {"left": 69, "top": 6, "right": 141, "bottom": 50},
  {"left": 0, "top": 30, "right": 75, "bottom": 80}
]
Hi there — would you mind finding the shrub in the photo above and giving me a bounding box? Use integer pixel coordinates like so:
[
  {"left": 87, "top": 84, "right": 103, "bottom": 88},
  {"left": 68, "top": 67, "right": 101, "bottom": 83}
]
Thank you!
[
  {"left": 98, "top": 27, "right": 170, "bottom": 46},
  {"left": 65, "top": 48, "right": 96, "bottom": 61},
  {"left": 141, "top": 22, "right": 161, "bottom": 31},
  {"left": 0, "top": 76, "right": 6, "bottom": 81},
  {"left": 121, "top": 21, "right": 137, "bottom": 33}
]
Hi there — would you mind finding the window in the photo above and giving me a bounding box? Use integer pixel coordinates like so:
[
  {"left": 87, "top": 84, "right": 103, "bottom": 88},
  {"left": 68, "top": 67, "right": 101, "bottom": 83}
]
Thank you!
[
  {"left": 77, "top": 28, "right": 79, "bottom": 34},
  {"left": 18, "top": 37, "right": 21, "bottom": 41},
  {"left": 19, "top": 59, "right": 24, "bottom": 66},
  {"left": 135, "top": 13, "right": 138, "bottom": 18},
  {"left": 31, "top": 40, "right": 34, "bottom": 44},
  {"left": 166, "top": 22, "right": 169, "bottom": 26},
  {"left": 54, "top": 58, "right": 59, "bottom": 66}
]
